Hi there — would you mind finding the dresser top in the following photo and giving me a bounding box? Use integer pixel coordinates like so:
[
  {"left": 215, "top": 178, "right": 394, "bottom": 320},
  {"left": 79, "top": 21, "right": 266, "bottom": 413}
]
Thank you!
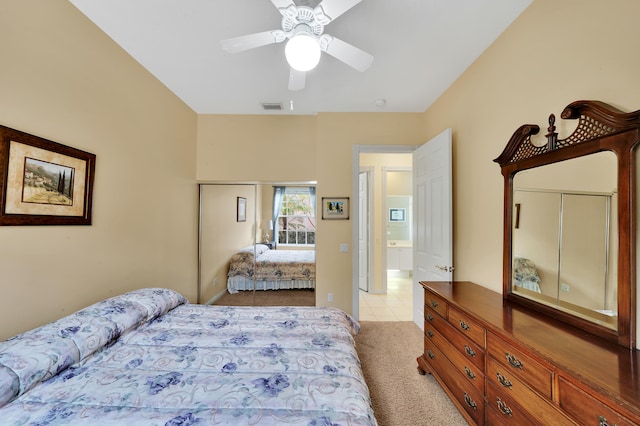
[{"left": 421, "top": 280, "right": 640, "bottom": 418}]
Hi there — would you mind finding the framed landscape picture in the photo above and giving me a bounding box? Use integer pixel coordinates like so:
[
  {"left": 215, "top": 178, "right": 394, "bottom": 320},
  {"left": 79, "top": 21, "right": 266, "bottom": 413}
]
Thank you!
[{"left": 0, "top": 125, "right": 96, "bottom": 225}]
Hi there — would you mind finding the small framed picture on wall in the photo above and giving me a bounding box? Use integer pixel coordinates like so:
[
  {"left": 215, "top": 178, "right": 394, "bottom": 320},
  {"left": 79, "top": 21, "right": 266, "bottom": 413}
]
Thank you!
[
  {"left": 237, "top": 197, "right": 246, "bottom": 222},
  {"left": 389, "top": 208, "right": 406, "bottom": 222},
  {"left": 321, "top": 197, "right": 349, "bottom": 220}
]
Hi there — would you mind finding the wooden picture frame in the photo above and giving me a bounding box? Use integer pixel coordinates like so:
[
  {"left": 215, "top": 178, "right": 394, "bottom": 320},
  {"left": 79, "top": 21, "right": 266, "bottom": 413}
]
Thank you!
[
  {"left": 321, "top": 197, "right": 349, "bottom": 220},
  {"left": 0, "top": 125, "right": 96, "bottom": 226},
  {"left": 237, "top": 197, "right": 246, "bottom": 222}
]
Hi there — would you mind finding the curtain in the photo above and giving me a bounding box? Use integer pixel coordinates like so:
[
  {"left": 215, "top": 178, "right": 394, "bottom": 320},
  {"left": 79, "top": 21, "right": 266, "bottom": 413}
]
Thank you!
[
  {"left": 309, "top": 186, "right": 316, "bottom": 215},
  {"left": 272, "top": 186, "right": 285, "bottom": 247}
]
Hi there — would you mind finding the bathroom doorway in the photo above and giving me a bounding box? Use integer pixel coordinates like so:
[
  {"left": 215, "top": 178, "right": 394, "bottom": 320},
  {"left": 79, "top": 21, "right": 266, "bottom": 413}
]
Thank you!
[{"left": 357, "top": 153, "right": 413, "bottom": 321}]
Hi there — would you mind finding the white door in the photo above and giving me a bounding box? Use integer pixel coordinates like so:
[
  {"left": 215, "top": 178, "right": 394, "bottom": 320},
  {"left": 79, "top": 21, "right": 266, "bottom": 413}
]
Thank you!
[
  {"left": 358, "top": 172, "right": 369, "bottom": 291},
  {"left": 413, "top": 129, "right": 453, "bottom": 329}
]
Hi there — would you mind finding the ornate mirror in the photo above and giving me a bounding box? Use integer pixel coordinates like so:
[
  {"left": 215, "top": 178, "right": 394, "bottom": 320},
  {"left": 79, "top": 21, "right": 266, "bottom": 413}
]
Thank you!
[{"left": 495, "top": 100, "right": 640, "bottom": 348}]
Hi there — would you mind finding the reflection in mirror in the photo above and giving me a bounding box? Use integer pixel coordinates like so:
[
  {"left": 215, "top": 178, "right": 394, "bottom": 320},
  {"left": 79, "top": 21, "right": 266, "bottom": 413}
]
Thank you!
[
  {"left": 199, "top": 184, "right": 258, "bottom": 305},
  {"left": 387, "top": 195, "right": 412, "bottom": 241},
  {"left": 512, "top": 151, "right": 618, "bottom": 329},
  {"left": 199, "top": 183, "right": 317, "bottom": 307}
]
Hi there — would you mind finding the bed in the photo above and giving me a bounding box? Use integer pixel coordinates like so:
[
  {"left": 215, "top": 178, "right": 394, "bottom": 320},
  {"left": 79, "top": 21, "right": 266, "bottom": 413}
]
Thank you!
[
  {"left": 227, "top": 244, "right": 315, "bottom": 294},
  {"left": 0, "top": 288, "right": 376, "bottom": 425},
  {"left": 513, "top": 256, "right": 542, "bottom": 293}
]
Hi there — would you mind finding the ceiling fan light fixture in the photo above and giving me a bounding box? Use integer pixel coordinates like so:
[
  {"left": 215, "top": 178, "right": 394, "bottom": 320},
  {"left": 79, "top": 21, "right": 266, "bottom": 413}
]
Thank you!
[{"left": 285, "top": 33, "right": 321, "bottom": 72}]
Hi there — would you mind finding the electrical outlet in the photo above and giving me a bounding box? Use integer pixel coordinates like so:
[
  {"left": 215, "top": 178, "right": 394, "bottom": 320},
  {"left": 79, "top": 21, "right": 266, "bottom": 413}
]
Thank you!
[
  {"left": 339, "top": 244, "right": 348, "bottom": 252},
  {"left": 327, "top": 293, "right": 334, "bottom": 302},
  {"left": 214, "top": 277, "right": 219, "bottom": 287},
  {"left": 561, "top": 283, "right": 569, "bottom": 292}
]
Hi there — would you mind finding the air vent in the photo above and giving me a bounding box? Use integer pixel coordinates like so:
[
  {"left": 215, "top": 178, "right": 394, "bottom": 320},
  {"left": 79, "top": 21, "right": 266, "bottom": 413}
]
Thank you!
[{"left": 261, "top": 102, "right": 283, "bottom": 111}]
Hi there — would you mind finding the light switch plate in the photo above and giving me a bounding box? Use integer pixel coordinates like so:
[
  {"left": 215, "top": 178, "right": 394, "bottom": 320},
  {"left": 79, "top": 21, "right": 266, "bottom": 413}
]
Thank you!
[{"left": 339, "top": 243, "right": 348, "bottom": 252}]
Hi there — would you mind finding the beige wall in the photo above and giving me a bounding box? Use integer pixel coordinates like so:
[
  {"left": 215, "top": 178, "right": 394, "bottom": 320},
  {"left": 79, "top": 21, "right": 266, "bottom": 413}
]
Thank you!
[
  {"left": 196, "top": 113, "right": 424, "bottom": 312},
  {"left": 2, "top": 0, "right": 639, "bottom": 346},
  {"left": 0, "top": 1, "right": 198, "bottom": 339},
  {"left": 197, "top": 115, "right": 318, "bottom": 182},
  {"left": 309, "top": 113, "right": 424, "bottom": 311},
  {"left": 197, "top": 0, "right": 640, "bottom": 341},
  {"left": 422, "top": 0, "right": 640, "bottom": 345},
  {"left": 422, "top": 0, "right": 640, "bottom": 290}
]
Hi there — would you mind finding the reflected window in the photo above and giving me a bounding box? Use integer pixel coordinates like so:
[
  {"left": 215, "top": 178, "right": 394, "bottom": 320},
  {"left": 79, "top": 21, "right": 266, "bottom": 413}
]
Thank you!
[{"left": 275, "top": 187, "right": 316, "bottom": 246}]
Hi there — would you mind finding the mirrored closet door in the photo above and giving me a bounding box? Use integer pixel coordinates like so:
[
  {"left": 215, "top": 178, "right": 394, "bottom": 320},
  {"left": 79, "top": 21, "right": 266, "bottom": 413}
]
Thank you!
[
  {"left": 199, "top": 183, "right": 258, "bottom": 305},
  {"left": 199, "top": 183, "right": 316, "bottom": 307}
]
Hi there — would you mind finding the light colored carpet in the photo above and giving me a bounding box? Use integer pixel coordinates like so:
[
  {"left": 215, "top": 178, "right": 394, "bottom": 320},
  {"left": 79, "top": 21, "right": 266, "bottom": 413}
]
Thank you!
[{"left": 355, "top": 321, "right": 467, "bottom": 426}]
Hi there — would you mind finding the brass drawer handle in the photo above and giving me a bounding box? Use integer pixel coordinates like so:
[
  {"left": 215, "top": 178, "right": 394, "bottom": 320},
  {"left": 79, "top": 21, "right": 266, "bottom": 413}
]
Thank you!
[
  {"left": 464, "top": 366, "right": 476, "bottom": 379},
  {"left": 426, "top": 313, "right": 434, "bottom": 321},
  {"left": 459, "top": 320, "right": 470, "bottom": 331},
  {"left": 506, "top": 352, "right": 524, "bottom": 369},
  {"left": 497, "top": 397, "right": 513, "bottom": 417},
  {"left": 427, "top": 329, "right": 434, "bottom": 338},
  {"left": 497, "top": 372, "right": 513, "bottom": 389},
  {"left": 430, "top": 300, "right": 439, "bottom": 308},
  {"left": 464, "top": 345, "right": 476, "bottom": 357},
  {"left": 427, "top": 349, "right": 436, "bottom": 359},
  {"left": 598, "top": 415, "right": 618, "bottom": 426},
  {"left": 463, "top": 392, "right": 477, "bottom": 410}
]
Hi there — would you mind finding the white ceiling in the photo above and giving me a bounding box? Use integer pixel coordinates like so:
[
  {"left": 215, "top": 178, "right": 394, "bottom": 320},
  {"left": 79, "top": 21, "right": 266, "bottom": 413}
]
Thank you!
[{"left": 68, "top": 0, "right": 532, "bottom": 115}]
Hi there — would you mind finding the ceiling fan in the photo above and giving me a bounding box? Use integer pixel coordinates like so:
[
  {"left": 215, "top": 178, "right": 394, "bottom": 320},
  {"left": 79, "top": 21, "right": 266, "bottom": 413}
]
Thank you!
[{"left": 220, "top": 0, "right": 373, "bottom": 91}]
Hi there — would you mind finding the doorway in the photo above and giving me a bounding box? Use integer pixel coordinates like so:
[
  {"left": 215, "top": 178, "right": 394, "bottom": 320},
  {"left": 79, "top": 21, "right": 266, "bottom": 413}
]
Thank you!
[
  {"left": 354, "top": 148, "right": 414, "bottom": 321},
  {"left": 352, "top": 130, "right": 453, "bottom": 326}
]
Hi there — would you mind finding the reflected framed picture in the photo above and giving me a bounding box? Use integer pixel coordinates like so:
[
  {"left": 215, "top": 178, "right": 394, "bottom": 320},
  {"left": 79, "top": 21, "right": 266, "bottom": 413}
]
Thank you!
[
  {"left": 0, "top": 125, "right": 96, "bottom": 226},
  {"left": 237, "top": 197, "right": 246, "bottom": 222},
  {"left": 389, "top": 207, "right": 406, "bottom": 222},
  {"left": 322, "top": 197, "right": 349, "bottom": 220}
]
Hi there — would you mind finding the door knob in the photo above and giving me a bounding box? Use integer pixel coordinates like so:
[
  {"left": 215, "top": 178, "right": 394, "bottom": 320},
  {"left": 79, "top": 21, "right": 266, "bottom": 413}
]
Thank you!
[{"left": 435, "top": 265, "right": 455, "bottom": 272}]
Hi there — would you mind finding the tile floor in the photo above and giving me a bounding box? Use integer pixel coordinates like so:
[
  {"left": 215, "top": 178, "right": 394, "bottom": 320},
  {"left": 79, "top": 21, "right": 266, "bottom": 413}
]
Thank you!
[{"left": 359, "top": 272, "right": 413, "bottom": 321}]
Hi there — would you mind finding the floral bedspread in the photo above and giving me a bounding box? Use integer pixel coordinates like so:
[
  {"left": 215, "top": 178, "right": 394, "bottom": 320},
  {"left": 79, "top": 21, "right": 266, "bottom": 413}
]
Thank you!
[
  {"left": 0, "top": 289, "right": 375, "bottom": 425},
  {"left": 513, "top": 256, "right": 542, "bottom": 293},
  {"left": 228, "top": 246, "right": 315, "bottom": 281}
]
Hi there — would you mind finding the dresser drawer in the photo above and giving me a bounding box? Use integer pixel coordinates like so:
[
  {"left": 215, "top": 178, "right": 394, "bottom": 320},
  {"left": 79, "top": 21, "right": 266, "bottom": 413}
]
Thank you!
[
  {"left": 426, "top": 340, "right": 484, "bottom": 425},
  {"left": 423, "top": 337, "right": 448, "bottom": 374},
  {"left": 425, "top": 291, "right": 447, "bottom": 318},
  {"left": 486, "top": 381, "right": 538, "bottom": 426},
  {"left": 448, "top": 306, "right": 485, "bottom": 348},
  {"left": 434, "top": 317, "right": 484, "bottom": 371},
  {"left": 487, "top": 356, "right": 573, "bottom": 426},
  {"left": 558, "top": 377, "right": 636, "bottom": 426},
  {"left": 487, "top": 332, "right": 552, "bottom": 399},
  {"left": 424, "top": 322, "right": 484, "bottom": 393},
  {"left": 424, "top": 305, "right": 448, "bottom": 331}
]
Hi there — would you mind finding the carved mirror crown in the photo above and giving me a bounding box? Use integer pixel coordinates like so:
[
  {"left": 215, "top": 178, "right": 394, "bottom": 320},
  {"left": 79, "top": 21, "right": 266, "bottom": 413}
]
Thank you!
[{"left": 495, "top": 100, "right": 640, "bottom": 348}]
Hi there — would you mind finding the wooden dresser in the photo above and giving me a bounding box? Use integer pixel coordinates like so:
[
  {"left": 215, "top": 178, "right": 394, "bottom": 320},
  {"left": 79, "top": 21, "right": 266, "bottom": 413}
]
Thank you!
[{"left": 417, "top": 281, "right": 640, "bottom": 426}]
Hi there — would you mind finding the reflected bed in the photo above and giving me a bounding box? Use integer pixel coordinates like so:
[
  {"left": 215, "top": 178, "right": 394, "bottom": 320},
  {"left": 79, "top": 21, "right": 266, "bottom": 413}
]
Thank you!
[{"left": 227, "top": 244, "right": 315, "bottom": 294}]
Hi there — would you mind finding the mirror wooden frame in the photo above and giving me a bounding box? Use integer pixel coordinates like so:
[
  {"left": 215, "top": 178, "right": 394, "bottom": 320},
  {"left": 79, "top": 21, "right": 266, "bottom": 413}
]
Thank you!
[{"left": 495, "top": 100, "right": 640, "bottom": 348}]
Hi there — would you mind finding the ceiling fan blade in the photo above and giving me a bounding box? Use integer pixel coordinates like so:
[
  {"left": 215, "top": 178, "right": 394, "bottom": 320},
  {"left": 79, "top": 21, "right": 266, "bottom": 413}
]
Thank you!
[
  {"left": 315, "top": 0, "right": 362, "bottom": 23},
  {"left": 270, "top": 0, "right": 296, "bottom": 11},
  {"left": 321, "top": 36, "right": 373, "bottom": 72},
  {"left": 220, "top": 31, "right": 281, "bottom": 53},
  {"left": 288, "top": 68, "right": 306, "bottom": 91}
]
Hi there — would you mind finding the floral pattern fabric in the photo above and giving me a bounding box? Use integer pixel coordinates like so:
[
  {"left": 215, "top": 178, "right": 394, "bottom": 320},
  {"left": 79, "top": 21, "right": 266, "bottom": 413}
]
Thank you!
[
  {"left": 0, "top": 290, "right": 376, "bottom": 426},
  {"left": 0, "top": 288, "right": 186, "bottom": 407},
  {"left": 513, "top": 257, "right": 542, "bottom": 293}
]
